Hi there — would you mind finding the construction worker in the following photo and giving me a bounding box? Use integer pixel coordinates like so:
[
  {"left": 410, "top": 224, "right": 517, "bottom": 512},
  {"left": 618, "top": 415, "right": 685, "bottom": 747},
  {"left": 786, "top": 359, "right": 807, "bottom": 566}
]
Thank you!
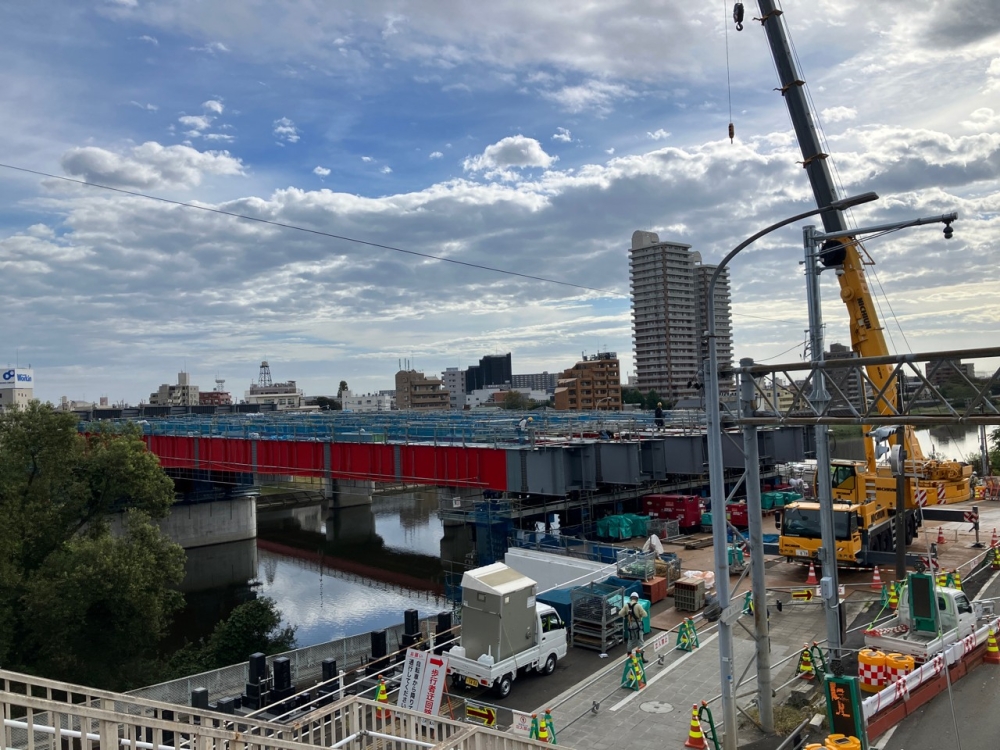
[
  {"left": 619, "top": 592, "right": 647, "bottom": 655},
  {"left": 654, "top": 402, "right": 665, "bottom": 430},
  {"left": 516, "top": 415, "right": 533, "bottom": 444}
]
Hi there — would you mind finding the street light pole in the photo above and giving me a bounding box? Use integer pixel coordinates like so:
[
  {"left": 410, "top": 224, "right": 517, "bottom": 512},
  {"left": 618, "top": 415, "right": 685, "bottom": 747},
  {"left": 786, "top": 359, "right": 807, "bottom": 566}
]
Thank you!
[{"left": 705, "top": 192, "right": 878, "bottom": 750}]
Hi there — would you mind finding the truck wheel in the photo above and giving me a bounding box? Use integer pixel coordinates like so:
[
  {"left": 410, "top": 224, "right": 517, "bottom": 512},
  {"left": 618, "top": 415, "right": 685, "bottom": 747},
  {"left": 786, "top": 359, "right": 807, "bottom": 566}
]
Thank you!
[
  {"left": 542, "top": 654, "right": 557, "bottom": 675},
  {"left": 494, "top": 673, "right": 513, "bottom": 698}
]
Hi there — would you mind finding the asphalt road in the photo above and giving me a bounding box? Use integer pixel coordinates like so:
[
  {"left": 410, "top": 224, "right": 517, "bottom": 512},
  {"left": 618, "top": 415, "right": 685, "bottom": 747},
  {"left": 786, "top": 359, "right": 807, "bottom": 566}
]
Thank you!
[{"left": 874, "top": 567, "right": 1000, "bottom": 750}]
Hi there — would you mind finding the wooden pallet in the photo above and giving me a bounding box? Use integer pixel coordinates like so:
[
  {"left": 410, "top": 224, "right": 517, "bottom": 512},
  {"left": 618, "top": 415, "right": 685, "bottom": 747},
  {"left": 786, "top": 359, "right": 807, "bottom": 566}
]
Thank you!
[{"left": 682, "top": 536, "right": 715, "bottom": 550}]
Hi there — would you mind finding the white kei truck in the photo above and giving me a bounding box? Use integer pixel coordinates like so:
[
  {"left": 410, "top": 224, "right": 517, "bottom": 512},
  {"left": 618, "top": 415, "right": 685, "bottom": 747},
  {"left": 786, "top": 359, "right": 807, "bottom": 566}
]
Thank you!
[
  {"left": 864, "top": 571, "right": 987, "bottom": 662},
  {"left": 445, "top": 563, "right": 567, "bottom": 698}
]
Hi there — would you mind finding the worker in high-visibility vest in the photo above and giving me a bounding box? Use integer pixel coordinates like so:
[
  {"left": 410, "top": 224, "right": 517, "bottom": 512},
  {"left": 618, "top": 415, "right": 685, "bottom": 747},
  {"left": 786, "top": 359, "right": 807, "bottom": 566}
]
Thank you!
[{"left": 619, "top": 592, "right": 647, "bottom": 656}]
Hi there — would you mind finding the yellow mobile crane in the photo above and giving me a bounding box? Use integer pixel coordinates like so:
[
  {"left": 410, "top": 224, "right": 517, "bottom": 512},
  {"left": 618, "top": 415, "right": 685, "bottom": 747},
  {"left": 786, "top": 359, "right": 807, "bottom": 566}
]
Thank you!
[{"left": 747, "top": 0, "right": 973, "bottom": 565}]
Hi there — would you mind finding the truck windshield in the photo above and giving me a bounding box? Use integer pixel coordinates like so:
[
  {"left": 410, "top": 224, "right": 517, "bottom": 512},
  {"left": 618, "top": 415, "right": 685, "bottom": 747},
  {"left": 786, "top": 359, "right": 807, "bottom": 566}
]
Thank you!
[{"left": 782, "top": 508, "right": 853, "bottom": 540}]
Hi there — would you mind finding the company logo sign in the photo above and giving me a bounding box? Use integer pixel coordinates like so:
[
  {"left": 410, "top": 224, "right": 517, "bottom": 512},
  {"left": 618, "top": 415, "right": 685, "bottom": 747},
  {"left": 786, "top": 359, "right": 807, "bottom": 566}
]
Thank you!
[{"left": 1, "top": 369, "right": 33, "bottom": 385}]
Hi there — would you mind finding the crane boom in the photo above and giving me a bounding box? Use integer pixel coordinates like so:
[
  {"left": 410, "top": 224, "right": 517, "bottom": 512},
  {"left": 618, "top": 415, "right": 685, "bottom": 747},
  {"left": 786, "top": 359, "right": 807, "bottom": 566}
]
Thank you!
[{"left": 754, "top": 0, "right": 970, "bottom": 498}]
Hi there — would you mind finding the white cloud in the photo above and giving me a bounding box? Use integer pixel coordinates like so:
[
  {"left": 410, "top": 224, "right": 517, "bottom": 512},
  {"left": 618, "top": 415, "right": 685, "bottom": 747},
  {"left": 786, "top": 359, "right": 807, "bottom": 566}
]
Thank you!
[
  {"left": 540, "top": 80, "right": 634, "bottom": 114},
  {"left": 313, "top": 166, "right": 331, "bottom": 176},
  {"left": 273, "top": 117, "right": 300, "bottom": 143},
  {"left": 429, "top": 151, "right": 443, "bottom": 159},
  {"left": 59, "top": 141, "right": 244, "bottom": 189},
  {"left": 552, "top": 127, "right": 572, "bottom": 143},
  {"left": 137, "top": 35, "right": 158, "bottom": 45},
  {"left": 463, "top": 136, "right": 556, "bottom": 173},
  {"left": 961, "top": 108, "right": 1000, "bottom": 131},
  {"left": 202, "top": 100, "right": 224, "bottom": 114},
  {"left": 130, "top": 101, "right": 158, "bottom": 112},
  {"left": 361, "top": 156, "right": 373, "bottom": 162},
  {"left": 179, "top": 114, "right": 213, "bottom": 131},
  {"left": 190, "top": 41, "right": 230, "bottom": 54},
  {"left": 822, "top": 106, "right": 857, "bottom": 122},
  {"left": 203, "top": 133, "right": 235, "bottom": 142},
  {"left": 605, "top": 147, "right": 615, "bottom": 155},
  {"left": 646, "top": 129, "right": 670, "bottom": 140},
  {"left": 380, "top": 165, "right": 393, "bottom": 174}
]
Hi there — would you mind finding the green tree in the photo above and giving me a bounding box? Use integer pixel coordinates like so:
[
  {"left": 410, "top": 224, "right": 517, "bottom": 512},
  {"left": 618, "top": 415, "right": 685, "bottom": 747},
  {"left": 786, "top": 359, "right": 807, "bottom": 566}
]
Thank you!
[
  {"left": 0, "top": 403, "right": 184, "bottom": 690},
  {"left": 165, "top": 597, "right": 296, "bottom": 677},
  {"left": 338, "top": 380, "right": 349, "bottom": 397},
  {"left": 315, "top": 396, "right": 342, "bottom": 411},
  {"left": 622, "top": 388, "right": 644, "bottom": 406},
  {"left": 501, "top": 391, "right": 530, "bottom": 410},
  {"left": 644, "top": 390, "right": 662, "bottom": 410}
]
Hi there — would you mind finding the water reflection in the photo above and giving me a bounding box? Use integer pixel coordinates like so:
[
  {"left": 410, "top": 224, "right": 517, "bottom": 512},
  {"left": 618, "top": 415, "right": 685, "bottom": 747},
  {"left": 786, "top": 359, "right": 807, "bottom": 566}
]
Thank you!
[
  {"left": 174, "top": 488, "right": 452, "bottom": 650},
  {"left": 830, "top": 425, "right": 995, "bottom": 465}
]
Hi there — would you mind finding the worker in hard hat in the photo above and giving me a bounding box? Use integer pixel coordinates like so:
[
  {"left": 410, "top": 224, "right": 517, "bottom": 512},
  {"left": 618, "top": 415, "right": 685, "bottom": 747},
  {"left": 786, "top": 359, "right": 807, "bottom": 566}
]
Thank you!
[
  {"left": 516, "top": 415, "right": 533, "bottom": 444},
  {"left": 654, "top": 401, "right": 665, "bottom": 430},
  {"left": 619, "top": 591, "right": 647, "bottom": 655}
]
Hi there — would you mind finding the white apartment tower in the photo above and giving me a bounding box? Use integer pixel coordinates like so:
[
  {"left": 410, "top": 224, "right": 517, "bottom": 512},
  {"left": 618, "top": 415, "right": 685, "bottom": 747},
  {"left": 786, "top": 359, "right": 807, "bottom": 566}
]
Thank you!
[{"left": 629, "top": 231, "right": 733, "bottom": 402}]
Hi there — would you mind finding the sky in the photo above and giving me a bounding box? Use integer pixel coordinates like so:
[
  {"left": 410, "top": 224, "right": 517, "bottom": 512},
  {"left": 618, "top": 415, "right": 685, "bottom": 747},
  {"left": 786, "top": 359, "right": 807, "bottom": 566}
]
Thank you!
[{"left": 1, "top": 0, "right": 998, "bottom": 405}]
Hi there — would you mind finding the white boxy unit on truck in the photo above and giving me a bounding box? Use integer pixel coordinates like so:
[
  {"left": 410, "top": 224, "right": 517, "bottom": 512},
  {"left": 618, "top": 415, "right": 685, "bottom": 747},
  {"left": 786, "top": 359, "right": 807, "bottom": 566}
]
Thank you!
[
  {"left": 864, "top": 572, "right": 986, "bottom": 662},
  {"left": 446, "top": 563, "right": 567, "bottom": 698}
]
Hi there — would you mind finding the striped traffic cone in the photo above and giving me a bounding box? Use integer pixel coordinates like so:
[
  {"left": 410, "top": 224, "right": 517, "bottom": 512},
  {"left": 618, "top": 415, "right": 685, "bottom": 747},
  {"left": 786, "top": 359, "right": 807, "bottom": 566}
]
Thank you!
[
  {"left": 797, "top": 646, "right": 815, "bottom": 681},
  {"left": 805, "top": 561, "right": 818, "bottom": 585},
  {"left": 936, "top": 526, "right": 946, "bottom": 545},
  {"left": 953, "top": 570, "right": 963, "bottom": 590},
  {"left": 870, "top": 566, "right": 883, "bottom": 591},
  {"left": 992, "top": 548, "right": 1000, "bottom": 571},
  {"left": 986, "top": 629, "right": 1000, "bottom": 665},
  {"left": 537, "top": 714, "right": 551, "bottom": 743},
  {"left": 888, "top": 582, "right": 899, "bottom": 611},
  {"left": 991, "top": 528, "right": 998, "bottom": 548},
  {"left": 375, "top": 675, "right": 390, "bottom": 719},
  {"left": 684, "top": 704, "right": 707, "bottom": 749}
]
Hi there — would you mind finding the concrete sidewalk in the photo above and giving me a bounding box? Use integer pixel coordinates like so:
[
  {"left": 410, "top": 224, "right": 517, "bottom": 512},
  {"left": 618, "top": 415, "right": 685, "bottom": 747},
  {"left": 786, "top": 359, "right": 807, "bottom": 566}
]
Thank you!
[{"left": 543, "top": 594, "right": 853, "bottom": 749}]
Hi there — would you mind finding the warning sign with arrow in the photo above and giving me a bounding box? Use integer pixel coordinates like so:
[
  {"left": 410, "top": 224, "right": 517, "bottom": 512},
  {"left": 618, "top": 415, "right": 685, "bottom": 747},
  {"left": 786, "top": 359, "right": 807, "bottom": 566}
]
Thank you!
[
  {"left": 465, "top": 700, "right": 498, "bottom": 727},
  {"left": 792, "top": 589, "right": 813, "bottom": 602}
]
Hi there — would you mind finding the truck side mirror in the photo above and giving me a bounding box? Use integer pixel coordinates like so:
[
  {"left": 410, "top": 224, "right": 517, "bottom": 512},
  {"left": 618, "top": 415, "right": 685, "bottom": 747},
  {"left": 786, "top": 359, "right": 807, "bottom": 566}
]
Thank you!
[{"left": 774, "top": 511, "right": 782, "bottom": 530}]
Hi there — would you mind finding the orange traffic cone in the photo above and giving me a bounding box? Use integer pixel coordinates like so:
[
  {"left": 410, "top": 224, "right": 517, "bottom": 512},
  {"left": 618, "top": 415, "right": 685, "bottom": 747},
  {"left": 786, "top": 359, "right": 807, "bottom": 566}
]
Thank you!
[
  {"left": 684, "top": 704, "right": 707, "bottom": 749},
  {"left": 537, "top": 715, "right": 550, "bottom": 743},
  {"left": 991, "top": 528, "right": 998, "bottom": 548},
  {"left": 870, "top": 566, "right": 883, "bottom": 591},
  {"left": 375, "top": 675, "right": 390, "bottom": 719},
  {"left": 805, "top": 561, "right": 818, "bottom": 586},
  {"left": 986, "top": 629, "right": 1000, "bottom": 665},
  {"left": 936, "top": 526, "right": 946, "bottom": 545}
]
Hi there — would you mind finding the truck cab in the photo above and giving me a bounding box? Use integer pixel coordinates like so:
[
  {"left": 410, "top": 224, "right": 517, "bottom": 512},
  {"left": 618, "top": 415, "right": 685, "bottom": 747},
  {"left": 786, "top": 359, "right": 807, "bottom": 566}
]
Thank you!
[{"left": 777, "top": 502, "right": 862, "bottom": 564}]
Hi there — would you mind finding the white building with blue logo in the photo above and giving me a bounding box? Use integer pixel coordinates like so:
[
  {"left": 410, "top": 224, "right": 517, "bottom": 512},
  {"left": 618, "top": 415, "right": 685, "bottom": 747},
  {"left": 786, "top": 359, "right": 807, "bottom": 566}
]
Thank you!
[{"left": 0, "top": 368, "right": 34, "bottom": 409}]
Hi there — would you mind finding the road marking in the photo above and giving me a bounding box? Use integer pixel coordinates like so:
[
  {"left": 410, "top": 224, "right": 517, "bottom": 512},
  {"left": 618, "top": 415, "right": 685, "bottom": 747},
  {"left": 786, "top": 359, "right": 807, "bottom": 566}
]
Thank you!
[
  {"left": 974, "top": 570, "right": 1000, "bottom": 601},
  {"left": 609, "top": 633, "right": 720, "bottom": 712}
]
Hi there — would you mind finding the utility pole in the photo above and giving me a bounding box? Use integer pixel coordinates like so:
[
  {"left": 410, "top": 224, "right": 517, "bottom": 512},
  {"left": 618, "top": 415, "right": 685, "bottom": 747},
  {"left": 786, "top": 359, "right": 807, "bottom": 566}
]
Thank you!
[
  {"left": 803, "top": 226, "right": 842, "bottom": 658},
  {"left": 740, "top": 358, "right": 773, "bottom": 732}
]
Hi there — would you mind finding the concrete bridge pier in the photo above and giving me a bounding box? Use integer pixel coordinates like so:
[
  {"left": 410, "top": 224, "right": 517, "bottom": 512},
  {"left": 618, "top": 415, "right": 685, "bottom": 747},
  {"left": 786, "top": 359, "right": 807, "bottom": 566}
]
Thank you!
[{"left": 323, "top": 477, "right": 375, "bottom": 508}]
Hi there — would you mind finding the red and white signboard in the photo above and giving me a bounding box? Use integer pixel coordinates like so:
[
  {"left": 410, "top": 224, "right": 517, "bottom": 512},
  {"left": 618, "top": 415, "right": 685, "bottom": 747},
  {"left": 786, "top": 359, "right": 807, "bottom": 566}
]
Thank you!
[
  {"left": 398, "top": 649, "right": 450, "bottom": 716},
  {"left": 510, "top": 710, "right": 534, "bottom": 737},
  {"left": 398, "top": 649, "right": 429, "bottom": 711},
  {"left": 421, "top": 655, "right": 449, "bottom": 716}
]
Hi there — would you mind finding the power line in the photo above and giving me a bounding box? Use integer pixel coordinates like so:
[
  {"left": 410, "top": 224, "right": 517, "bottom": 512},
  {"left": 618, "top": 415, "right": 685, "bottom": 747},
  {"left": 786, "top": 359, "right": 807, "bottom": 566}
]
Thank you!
[{"left": 0, "top": 162, "right": 626, "bottom": 298}]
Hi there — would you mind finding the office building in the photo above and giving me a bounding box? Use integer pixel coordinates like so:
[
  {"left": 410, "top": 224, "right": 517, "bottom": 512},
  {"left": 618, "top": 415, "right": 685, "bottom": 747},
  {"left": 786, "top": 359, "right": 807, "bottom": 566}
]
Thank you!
[
  {"left": 244, "top": 362, "right": 302, "bottom": 410},
  {"left": 465, "top": 353, "right": 512, "bottom": 392},
  {"left": 926, "top": 359, "right": 976, "bottom": 388},
  {"left": 0, "top": 367, "right": 34, "bottom": 410},
  {"left": 341, "top": 390, "right": 393, "bottom": 412},
  {"left": 395, "top": 370, "right": 449, "bottom": 410},
  {"left": 629, "top": 231, "right": 733, "bottom": 402},
  {"left": 553, "top": 352, "right": 622, "bottom": 411}
]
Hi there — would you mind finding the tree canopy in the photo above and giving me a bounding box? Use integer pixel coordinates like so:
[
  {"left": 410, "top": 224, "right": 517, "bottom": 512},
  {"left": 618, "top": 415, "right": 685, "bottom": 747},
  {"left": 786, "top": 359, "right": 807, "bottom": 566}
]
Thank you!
[{"left": 0, "top": 404, "right": 185, "bottom": 689}]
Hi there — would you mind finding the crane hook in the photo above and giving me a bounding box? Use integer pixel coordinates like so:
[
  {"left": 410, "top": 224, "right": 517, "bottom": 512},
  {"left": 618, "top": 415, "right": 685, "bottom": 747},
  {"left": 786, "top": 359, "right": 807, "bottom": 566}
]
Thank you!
[{"left": 733, "top": 2, "right": 745, "bottom": 31}]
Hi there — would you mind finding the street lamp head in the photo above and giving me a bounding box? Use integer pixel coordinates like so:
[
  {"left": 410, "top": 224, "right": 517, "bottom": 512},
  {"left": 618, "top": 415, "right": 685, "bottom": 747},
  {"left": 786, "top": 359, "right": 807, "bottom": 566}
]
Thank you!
[
  {"left": 943, "top": 221, "right": 954, "bottom": 239},
  {"left": 830, "top": 191, "right": 879, "bottom": 211}
]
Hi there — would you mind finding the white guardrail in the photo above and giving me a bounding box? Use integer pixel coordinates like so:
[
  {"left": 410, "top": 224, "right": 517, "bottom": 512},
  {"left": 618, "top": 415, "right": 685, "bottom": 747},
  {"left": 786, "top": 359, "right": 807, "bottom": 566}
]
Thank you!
[{"left": 861, "top": 615, "right": 1000, "bottom": 719}]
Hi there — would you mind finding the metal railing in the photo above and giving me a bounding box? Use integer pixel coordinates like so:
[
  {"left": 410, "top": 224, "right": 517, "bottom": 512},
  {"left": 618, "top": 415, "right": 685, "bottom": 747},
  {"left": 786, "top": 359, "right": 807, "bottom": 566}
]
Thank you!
[{"left": 0, "top": 668, "right": 557, "bottom": 750}]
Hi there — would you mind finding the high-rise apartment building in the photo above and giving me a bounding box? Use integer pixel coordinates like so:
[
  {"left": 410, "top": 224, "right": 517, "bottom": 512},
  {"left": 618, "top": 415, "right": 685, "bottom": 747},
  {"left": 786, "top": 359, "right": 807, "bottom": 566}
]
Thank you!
[
  {"left": 629, "top": 231, "right": 733, "bottom": 402},
  {"left": 512, "top": 372, "right": 558, "bottom": 393}
]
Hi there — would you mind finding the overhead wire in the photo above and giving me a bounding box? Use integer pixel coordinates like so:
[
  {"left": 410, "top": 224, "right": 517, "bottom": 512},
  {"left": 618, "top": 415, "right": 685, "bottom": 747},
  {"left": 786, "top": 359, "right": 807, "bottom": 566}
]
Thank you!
[{"left": 0, "top": 162, "right": 624, "bottom": 298}]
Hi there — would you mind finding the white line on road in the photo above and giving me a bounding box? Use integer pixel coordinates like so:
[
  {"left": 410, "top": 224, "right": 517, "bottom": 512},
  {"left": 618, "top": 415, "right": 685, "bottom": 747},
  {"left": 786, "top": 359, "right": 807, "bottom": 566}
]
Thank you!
[
  {"left": 974, "top": 569, "right": 1000, "bottom": 601},
  {"left": 609, "top": 633, "right": 720, "bottom": 712}
]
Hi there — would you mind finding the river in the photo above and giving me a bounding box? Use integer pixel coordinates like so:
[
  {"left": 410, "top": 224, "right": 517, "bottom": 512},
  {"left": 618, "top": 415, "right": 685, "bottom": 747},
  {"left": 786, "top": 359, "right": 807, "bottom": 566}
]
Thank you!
[{"left": 831, "top": 425, "right": 996, "bottom": 468}]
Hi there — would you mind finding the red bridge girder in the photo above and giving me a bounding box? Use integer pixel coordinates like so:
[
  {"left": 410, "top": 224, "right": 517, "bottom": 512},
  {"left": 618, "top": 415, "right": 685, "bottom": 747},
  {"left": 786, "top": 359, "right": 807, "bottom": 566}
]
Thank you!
[{"left": 144, "top": 435, "right": 509, "bottom": 491}]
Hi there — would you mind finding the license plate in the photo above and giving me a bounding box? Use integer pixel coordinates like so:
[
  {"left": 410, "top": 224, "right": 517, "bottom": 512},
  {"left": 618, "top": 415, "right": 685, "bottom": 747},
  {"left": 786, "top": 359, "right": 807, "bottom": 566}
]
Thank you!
[
  {"left": 795, "top": 549, "right": 809, "bottom": 557},
  {"left": 465, "top": 676, "right": 479, "bottom": 687}
]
